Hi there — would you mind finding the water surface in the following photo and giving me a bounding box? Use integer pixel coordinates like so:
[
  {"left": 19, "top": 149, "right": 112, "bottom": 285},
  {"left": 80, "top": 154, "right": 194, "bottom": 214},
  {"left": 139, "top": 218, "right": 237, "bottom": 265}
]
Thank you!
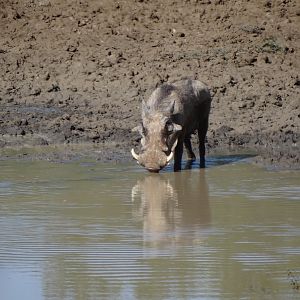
[{"left": 0, "top": 158, "right": 299, "bottom": 299}]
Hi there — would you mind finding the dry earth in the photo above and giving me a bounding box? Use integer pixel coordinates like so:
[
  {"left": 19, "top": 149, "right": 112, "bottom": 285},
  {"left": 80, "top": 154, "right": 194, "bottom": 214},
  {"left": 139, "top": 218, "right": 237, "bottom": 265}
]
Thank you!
[{"left": 0, "top": 0, "right": 299, "bottom": 168}]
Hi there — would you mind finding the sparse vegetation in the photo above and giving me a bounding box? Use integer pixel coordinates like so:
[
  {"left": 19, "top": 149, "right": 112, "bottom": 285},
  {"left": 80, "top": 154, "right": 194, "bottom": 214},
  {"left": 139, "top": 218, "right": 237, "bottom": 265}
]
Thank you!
[{"left": 259, "top": 37, "right": 282, "bottom": 53}]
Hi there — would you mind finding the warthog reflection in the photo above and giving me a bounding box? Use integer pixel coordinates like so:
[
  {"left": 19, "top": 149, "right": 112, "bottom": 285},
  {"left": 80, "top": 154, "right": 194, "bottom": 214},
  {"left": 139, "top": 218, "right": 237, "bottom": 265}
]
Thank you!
[{"left": 131, "top": 170, "right": 210, "bottom": 247}]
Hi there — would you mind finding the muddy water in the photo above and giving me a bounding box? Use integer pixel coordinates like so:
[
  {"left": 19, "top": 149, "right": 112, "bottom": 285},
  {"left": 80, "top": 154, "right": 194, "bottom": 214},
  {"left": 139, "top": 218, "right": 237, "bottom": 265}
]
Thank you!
[{"left": 0, "top": 158, "right": 299, "bottom": 300}]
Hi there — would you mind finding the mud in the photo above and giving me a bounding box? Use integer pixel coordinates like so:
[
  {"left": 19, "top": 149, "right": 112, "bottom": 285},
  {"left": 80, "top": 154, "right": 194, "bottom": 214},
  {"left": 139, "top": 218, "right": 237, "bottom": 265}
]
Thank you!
[{"left": 0, "top": 0, "right": 299, "bottom": 168}]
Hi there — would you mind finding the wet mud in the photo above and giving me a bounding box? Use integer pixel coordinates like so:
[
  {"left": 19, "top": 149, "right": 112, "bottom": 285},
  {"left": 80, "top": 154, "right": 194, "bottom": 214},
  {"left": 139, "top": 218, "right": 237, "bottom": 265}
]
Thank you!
[{"left": 0, "top": 0, "right": 299, "bottom": 168}]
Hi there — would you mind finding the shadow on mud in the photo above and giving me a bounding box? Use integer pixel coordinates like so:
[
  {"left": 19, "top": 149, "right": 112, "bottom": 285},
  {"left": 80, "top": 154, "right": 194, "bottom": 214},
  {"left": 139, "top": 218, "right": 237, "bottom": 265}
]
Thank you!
[
  {"left": 203, "top": 153, "right": 256, "bottom": 168},
  {"left": 163, "top": 153, "right": 256, "bottom": 172}
]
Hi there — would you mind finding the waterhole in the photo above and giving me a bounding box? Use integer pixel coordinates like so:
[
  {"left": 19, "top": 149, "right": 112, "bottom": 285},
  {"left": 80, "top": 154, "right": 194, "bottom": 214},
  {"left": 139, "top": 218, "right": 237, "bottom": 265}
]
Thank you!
[{"left": 0, "top": 157, "right": 299, "bottom": 299}]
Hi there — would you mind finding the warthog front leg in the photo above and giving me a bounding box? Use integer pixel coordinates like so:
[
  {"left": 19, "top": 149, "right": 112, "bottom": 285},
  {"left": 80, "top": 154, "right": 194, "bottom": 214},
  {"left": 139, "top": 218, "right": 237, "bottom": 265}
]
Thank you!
[
  {"left": 184, "top": 135, "right": 196, "bottom": 161},
  {"left": 174, "top": 137, "right": 184, "bottom": 172}
]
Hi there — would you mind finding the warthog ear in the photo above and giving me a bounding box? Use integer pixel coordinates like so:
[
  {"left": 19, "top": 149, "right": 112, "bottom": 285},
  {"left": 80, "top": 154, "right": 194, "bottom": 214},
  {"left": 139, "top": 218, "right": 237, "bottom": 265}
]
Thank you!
[
  {"left": 165, "top": 121, "right": 182, "bottom": 134},
  {"left": 173, "top": 123, "right": 182, "bottom": 132}
]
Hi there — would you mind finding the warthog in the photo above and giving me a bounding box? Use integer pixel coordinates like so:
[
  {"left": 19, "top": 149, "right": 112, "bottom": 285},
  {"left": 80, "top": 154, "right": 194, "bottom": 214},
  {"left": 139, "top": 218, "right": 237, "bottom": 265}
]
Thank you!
[{"left": 131, "top": 78, "right": 212, "bottom": 172}]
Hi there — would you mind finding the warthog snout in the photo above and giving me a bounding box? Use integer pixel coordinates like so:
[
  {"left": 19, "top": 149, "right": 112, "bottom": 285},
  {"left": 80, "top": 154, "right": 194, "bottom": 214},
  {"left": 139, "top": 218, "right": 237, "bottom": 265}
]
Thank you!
[{"left": 131, "top": 147, "right": 175, "bottom": 172}]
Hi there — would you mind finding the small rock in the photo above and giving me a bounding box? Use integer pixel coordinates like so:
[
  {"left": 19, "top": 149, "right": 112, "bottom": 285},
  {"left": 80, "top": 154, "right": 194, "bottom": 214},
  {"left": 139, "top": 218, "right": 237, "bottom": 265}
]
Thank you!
[
  {"left": 240, "top": 25, "right": 264, "bottom": 35},
  {"left": 62, "top": 114, "right": 70, "bottom": 120},
  {"left": 44, "top": 73, "right": 50, "bottom": 80},
  {"left": 265, "top": 0, "right": 272, "bottom": 8},
  {"left": 47, "top": 83, "right": 60, "bottom": 92},
  {"left": 219, "top": 86, "right": 227, "bottom": 94},
  {"left": 215, "top": 125, "right": 234, "bottom": 136},
  {"left": 264, "top": 56, "right": 271, "bottom": 64},
  {"left": 78, "top": 19, "right": 88, "bottom": 27},
  {"left": 273, "top": 95, "right": 283, "bottom": 107},
  {"left": 247, "top": 57, "right": 257, "bottom": 65},
  {"left": 101, "top": 59, "right": 112, "bottom": 68},
  {"left": 13, "top": 11, "right": 23, "bottom": 20},
  {"left": 30, "top": 88, "right": 41, "bottom": 96},
  {"left": 66, "top": 45, "right": 78, "bottom": 52},
  {"left": 228, "top": 76, "right": 238, "bottom": 86},
  {"left": 21, "top": 119, "right": 29, "bottom": 126}
]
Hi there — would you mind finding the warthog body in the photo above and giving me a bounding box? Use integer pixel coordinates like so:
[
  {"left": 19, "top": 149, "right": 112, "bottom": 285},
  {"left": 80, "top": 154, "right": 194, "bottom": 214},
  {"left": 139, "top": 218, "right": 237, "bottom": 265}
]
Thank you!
[{"left": 131, "top": 78, "right": 212, "bottom": 172}]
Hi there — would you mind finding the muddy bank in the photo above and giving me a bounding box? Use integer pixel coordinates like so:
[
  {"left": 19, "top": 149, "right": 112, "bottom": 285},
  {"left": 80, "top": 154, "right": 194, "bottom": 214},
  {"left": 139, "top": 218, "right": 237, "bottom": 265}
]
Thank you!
[
  {"left": 0, "top": 0, "right": 299, "bottom": 168},
  {"left": 0, "top": 137, "right": 298, "bottom": 170}
]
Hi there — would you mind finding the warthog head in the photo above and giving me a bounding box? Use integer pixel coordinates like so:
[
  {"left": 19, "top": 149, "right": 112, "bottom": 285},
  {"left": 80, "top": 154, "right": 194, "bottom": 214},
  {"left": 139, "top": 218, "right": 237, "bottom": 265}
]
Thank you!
[{"left": 131, "top": 100, "right": 182, "bottom": 172}]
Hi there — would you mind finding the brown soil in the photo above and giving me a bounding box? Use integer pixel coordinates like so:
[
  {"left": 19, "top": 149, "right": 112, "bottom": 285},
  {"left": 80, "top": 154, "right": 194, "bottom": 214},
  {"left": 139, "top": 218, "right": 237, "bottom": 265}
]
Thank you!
[{"left": 0, "top": 0, "right": 299, "bottom": 168}]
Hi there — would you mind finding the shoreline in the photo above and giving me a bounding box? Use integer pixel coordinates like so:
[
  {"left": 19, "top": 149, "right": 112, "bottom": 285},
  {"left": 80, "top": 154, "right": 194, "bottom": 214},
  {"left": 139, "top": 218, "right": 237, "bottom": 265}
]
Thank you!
[{"left": 0, "top": 135, "right": 298, "bottom": 170}]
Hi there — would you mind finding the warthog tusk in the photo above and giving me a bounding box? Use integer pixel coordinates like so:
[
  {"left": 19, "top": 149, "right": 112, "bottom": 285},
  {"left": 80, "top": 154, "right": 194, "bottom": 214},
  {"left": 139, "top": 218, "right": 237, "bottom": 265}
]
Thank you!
[
  {"left": 167, "top": 151, "right": 174, "bottom": 163},
  {"left": 171, "top": 139, "right": 178, "bottom": 152},
  {"left": 166, "top": 139, "right": 178, "bottom": 163},
  {"left": 131, "top": 148, "right": 139, "bottom": 160}
]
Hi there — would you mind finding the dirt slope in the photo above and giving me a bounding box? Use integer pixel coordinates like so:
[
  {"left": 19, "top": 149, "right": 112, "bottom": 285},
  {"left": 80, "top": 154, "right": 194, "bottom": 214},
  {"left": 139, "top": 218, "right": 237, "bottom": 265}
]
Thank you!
[{"left": 0, "top": 0, "right": 299, "bottom": 167}]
